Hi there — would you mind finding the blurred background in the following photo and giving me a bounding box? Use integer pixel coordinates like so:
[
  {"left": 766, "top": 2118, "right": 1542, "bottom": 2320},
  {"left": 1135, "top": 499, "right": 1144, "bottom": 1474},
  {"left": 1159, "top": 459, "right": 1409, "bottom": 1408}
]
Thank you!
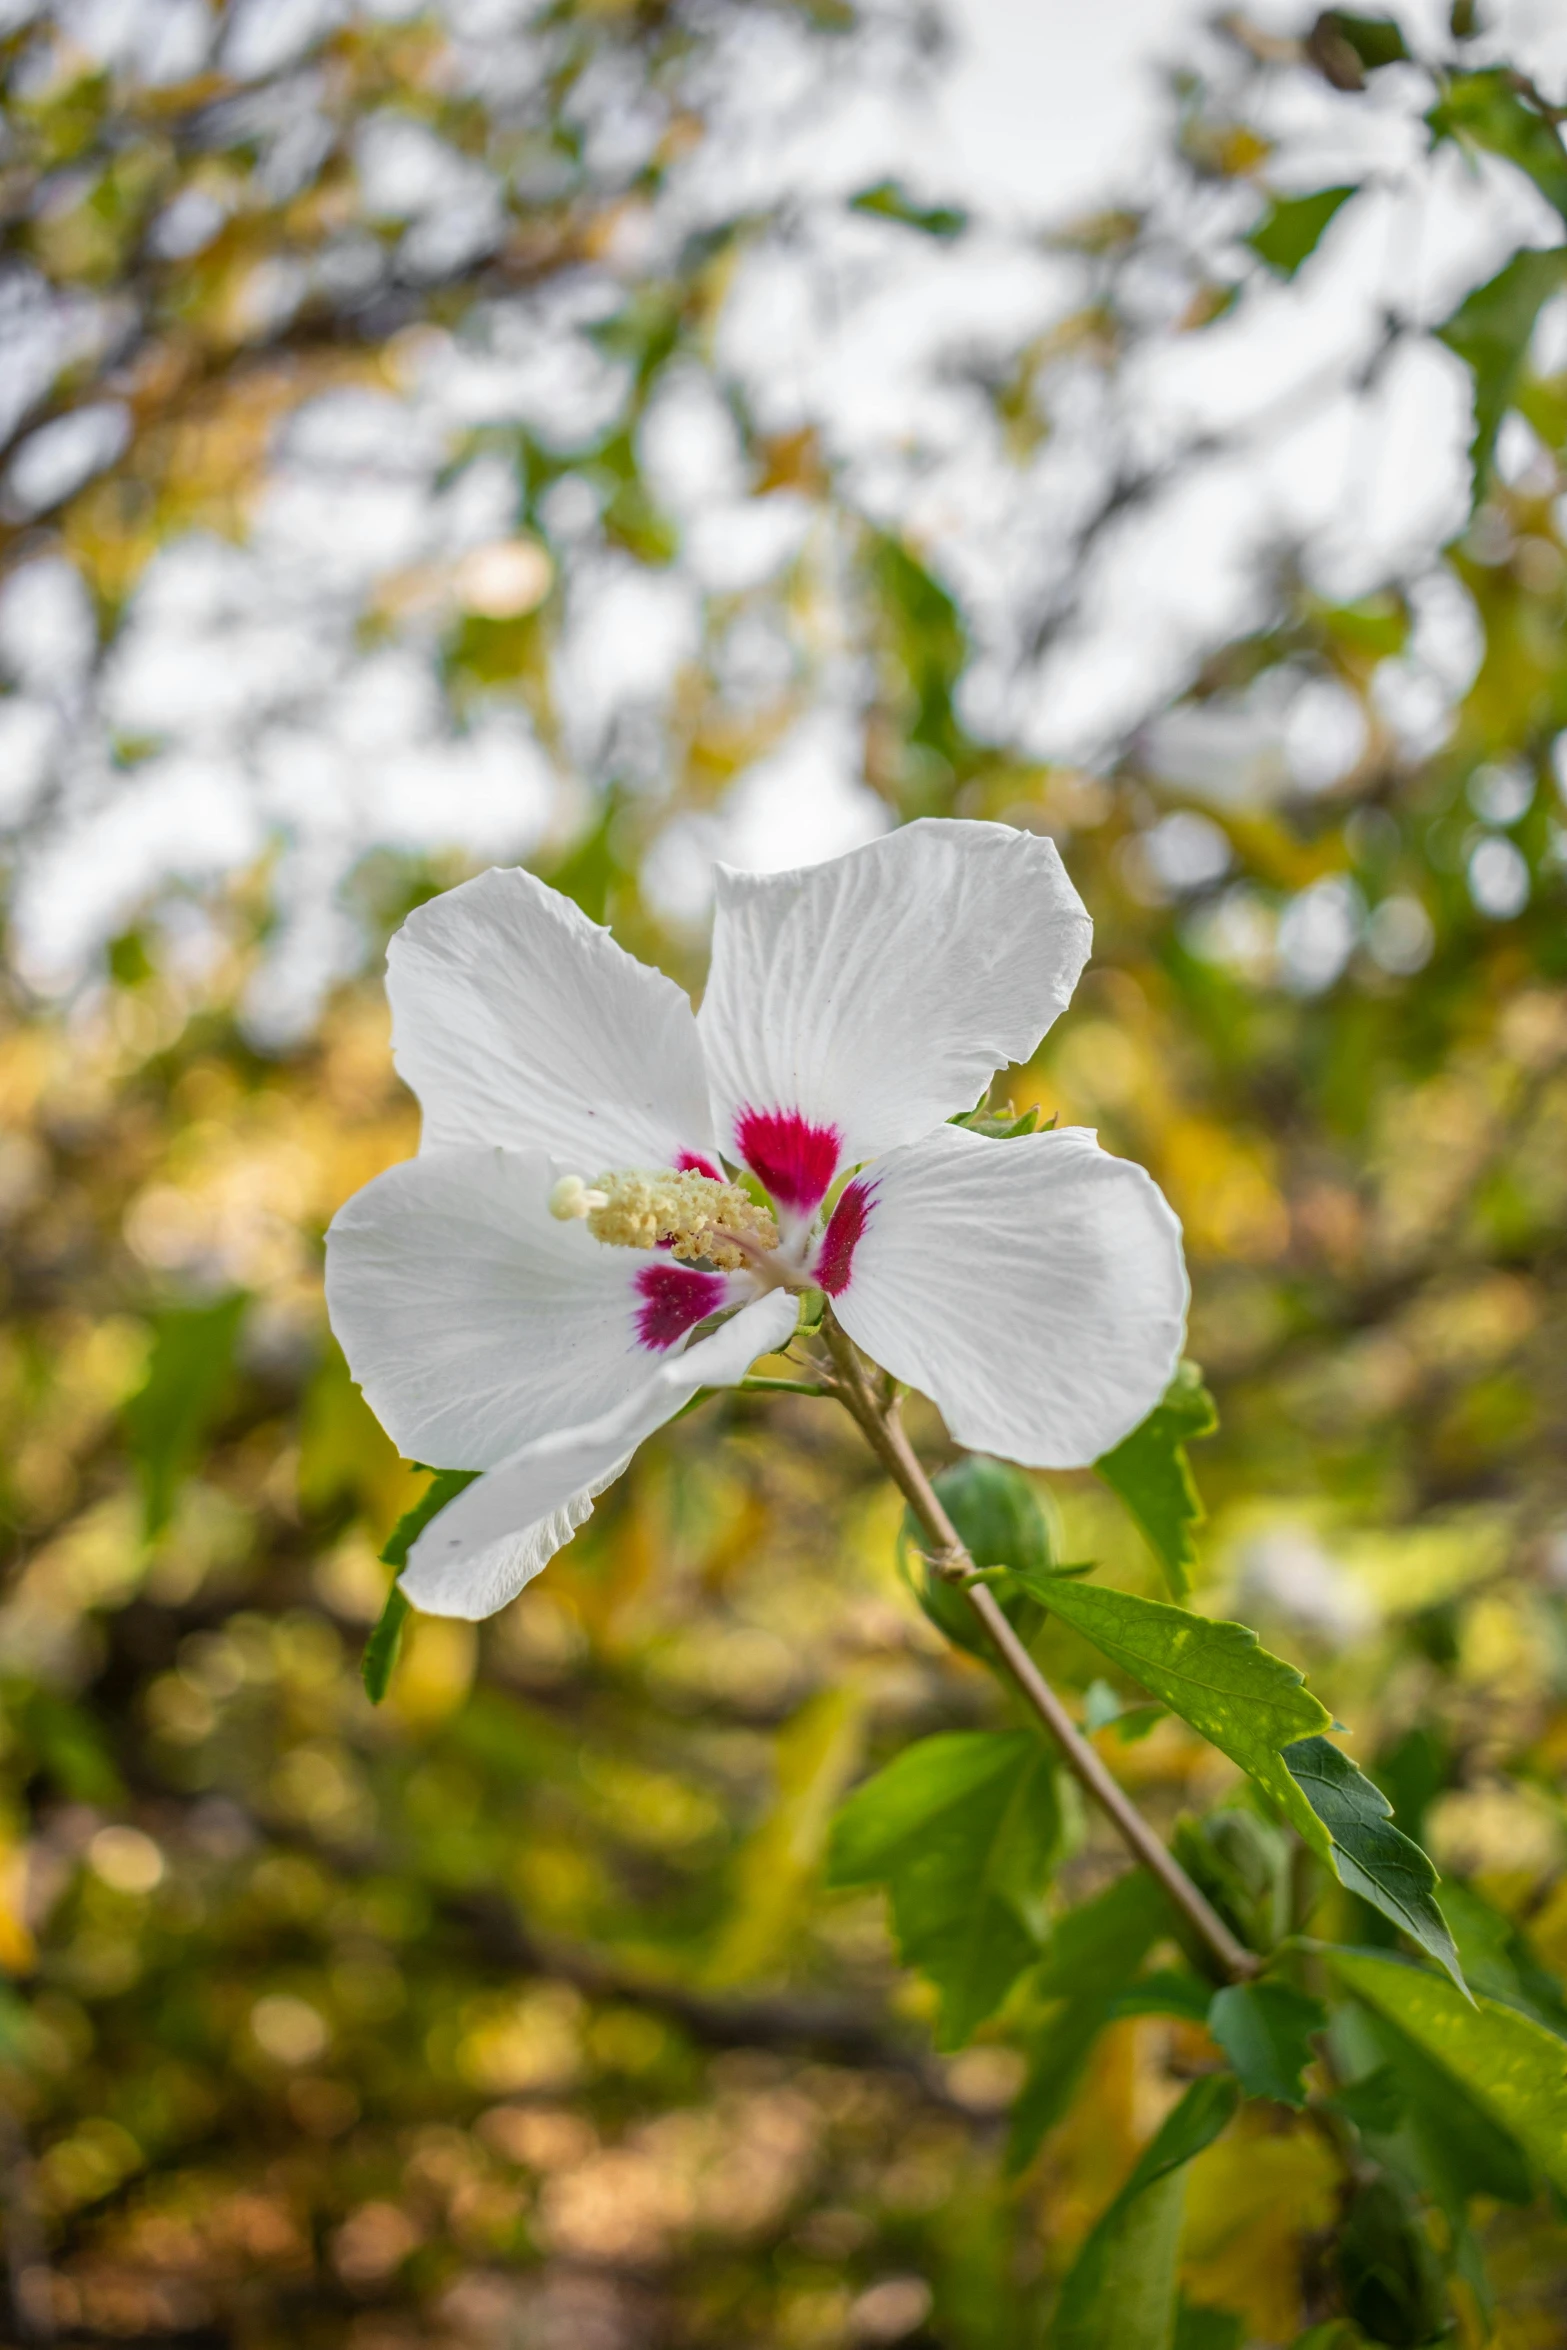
[{"left": 4, "top": 0, "right": 1567, "bottom": 2342}]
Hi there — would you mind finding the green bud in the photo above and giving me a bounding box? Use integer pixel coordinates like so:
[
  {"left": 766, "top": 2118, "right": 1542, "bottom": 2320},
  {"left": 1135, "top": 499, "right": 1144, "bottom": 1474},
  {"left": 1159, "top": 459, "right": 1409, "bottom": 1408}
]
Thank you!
[
  {"left": 1336, "top": 2177, "right": 1449, "bottom": 2347},
  {"left": 900, "top": 1455, "right": 1051, "bottom": 1662},
  {"left": 932, "top": 1453, "right": 1051, "bottom": 1575}
]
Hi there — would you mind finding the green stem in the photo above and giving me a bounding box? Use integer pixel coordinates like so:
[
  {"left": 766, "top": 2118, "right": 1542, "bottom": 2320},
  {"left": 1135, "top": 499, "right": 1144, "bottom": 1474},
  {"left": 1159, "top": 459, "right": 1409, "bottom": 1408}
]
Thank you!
[
  {"left": 738, "top": 1376, "right": 833, "bottom": 1397},
  {"left": 820, "top": 1311, "right": 1260, "bottom": 1986}
]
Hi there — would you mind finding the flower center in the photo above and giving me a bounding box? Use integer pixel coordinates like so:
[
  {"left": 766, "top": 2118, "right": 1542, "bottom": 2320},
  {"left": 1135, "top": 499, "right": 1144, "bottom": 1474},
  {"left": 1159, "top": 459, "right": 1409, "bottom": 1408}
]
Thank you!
[{"left": 548, "top": 1167, "right": 778, "bottom": 1273}]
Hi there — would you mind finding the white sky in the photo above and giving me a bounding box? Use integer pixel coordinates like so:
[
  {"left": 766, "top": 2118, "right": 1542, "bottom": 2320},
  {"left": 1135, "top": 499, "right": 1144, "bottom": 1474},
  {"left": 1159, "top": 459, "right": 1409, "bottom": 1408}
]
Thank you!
[{"left": 936, "top": 0, "right": 1207, "bottom": 220}]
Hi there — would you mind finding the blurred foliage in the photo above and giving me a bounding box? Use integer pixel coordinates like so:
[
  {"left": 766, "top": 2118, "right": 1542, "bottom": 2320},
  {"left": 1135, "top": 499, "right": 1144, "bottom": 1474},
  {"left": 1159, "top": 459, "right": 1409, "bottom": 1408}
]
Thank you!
[{"left": 3, "top": 2, "right": 1567, "bottom": 2347}]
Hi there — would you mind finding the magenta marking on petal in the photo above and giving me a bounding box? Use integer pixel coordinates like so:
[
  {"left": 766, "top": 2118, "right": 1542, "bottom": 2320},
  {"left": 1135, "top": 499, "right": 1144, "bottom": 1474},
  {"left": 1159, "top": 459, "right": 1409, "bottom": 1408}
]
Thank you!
[
  {"left": 816, "top": 1177, "right": 875, "bottom": 1297},
  {"left": 676, "top": 1150, "right": 722, "bottom": 1181},
  {"left": 634, "top": 1262, "right": 727, "bottom": 1352},
  {"left": 734, "top": 1107, "right": 841, "bottom": 1214}
]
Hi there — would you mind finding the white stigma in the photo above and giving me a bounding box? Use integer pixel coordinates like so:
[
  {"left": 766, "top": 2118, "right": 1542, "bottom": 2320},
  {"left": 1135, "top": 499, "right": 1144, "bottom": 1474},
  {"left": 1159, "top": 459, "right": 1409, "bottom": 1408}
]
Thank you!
[{"left": 548, "top": 1175, "right": 610, "bottom": 1221}]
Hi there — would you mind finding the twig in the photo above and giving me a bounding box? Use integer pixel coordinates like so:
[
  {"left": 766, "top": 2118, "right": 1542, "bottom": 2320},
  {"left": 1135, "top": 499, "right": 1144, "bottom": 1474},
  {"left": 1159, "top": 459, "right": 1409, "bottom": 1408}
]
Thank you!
[{"left": 820, "top": 1312, "right": 1260, "bottom": 1986}]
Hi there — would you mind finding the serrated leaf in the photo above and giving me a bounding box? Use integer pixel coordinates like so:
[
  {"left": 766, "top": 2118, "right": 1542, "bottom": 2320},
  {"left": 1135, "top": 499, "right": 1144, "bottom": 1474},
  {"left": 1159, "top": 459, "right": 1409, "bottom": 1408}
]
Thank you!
[
  {"left": 828, "top": 1730, "right": 1060, "bottom": 2049},
  {"left": 1052, "top": 2076, "right": 1239, "bottom": 2350},
  {"left": 1207, "top": 1980, "right": 1326, "bottom": 2108},
  {"left": 1094, "top": 1362, "right": 1217, "bottom": 1596},
  {"left": 1014, "top": 1571, "right": 1331, "bottom": 1783},
  {"left": 1248, "top": 185, "right": 1355, "bottom": 277},
  {"left": 1428, "top": 69, "right": 1567, "bottom": 222},
  {"left": 361, "top": 1469, "right": 479, "bottom": 1704},
  {"left": 1437, "top": 245, "right": 1567, "bottom": 486},
  {"left": 123, "top": 1292, "right": 247, "bottom": 1538},
  {"left": 1330, "top": 1946, "right": 1567, "bottom": 2193},
  {"left": 1283, "top": 1738, "right": 1465, "bottom": 1991}
]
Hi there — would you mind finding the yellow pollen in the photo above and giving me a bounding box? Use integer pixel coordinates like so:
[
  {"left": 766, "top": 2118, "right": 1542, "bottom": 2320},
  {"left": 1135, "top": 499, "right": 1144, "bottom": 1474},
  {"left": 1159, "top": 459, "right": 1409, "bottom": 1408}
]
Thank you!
[{"left": 550, "top": 1167, "right": 777, "bottom": 1272}]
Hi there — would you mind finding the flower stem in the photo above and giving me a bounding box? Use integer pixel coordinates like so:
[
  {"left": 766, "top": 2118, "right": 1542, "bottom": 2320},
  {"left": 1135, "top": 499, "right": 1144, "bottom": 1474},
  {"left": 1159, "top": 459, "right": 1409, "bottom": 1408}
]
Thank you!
[{"left": 820, "top": 1312, "right": 1260, "bottom": 1986}]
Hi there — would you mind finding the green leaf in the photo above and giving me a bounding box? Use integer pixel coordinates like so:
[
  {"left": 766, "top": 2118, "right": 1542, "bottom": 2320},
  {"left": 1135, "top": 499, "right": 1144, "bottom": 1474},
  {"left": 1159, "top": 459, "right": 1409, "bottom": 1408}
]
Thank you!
[
  {"left": 1052, "top": 2076, "right": 1239, "bottom": 2350},
  {"left": 1112, "top": 1970, "right": 1216, "bottom": 2025},
  {"left": 122, "top": 1292, "right": 247, "bottom": 1538},
  {"left": 361, "top": 1469, "right": 479, "bottom": 1704},
  {"left": 1014, "top": 1571, "right": 1331, "bottom": 1792},
  {"left": 1248, "top": 185, "right": 1356, "bottom": 278},
  {"left": 361, "top": 1586, "right": 411, "bottom": 1706},
  {"left": 1428, "top": 70, "right": 1567, "bottom": 222},
  {"left": 1335, "top": 2176, "right": 1449, "bottom": 2349},
  {"left": 950, "top": 1100, "right": 1043, "bottom": 1138},
  {"left": 1325, "top": 12, "right": 1407, "bottom": 69},
  {"left": 1330, "top": 1946, "right": 1567, "bottom": 2193},
  {"left": 851, "top": 178, "right": 968, "bottom": 240},
  {"left": 1206, "top": 1980, "right": 1326, "bottom": 2108},
  {"left": 1093, "top": 1362, "right": 1217, "bottom": 1597},
  {"left": 381, "top": 1468, "right": 479, "bottom": 1573},
  {"left": 1436, "top": 1880, "right": 1567, "bottom": 2035},
  {"left": 1330, "top": 2063, "right": 1405, "bottom": 2138},
  {"left": 1174, "top": 2310, "right": 1244, "bottom": 2350},
  {"left": 827, "top": 1731, "right": 1060, "bottom": 2049},
  {"left": 1348, "top": 2009, "right": 1534, "bottom": 2209},
  {"left": 1284, "top": 1738, "right": 1465, "bottom": 1991},
  {"left": 1009, "top": 1871, "right": 1175, "bottom": 2171},
  {"left": 1436, "top": 245, "right": 1567, "bottom": 486}
]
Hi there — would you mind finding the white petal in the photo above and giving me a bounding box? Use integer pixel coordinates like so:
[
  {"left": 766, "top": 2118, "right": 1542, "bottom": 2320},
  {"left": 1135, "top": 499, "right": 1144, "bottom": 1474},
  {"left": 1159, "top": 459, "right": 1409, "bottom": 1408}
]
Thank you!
[
  {"left": 399, "top": 1287, "right": 798, "bottom": 1618},
  {"left": 697, "top": 822, "right": 1091, "bottom": 1203},
  {"left": 325, "top": 1146, "right": 738, "bottom": 1469},
  {"left": 825, "top": 1124, "right": 1187, "bottom": 1467},
  {"left": 389, "top": 865, "right": 715, "bottom": 1166}
]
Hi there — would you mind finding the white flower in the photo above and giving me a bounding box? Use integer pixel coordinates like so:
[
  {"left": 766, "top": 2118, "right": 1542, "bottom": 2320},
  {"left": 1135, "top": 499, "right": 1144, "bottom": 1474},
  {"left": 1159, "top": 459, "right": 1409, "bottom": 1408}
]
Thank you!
[{"left": 325, "top": 820, "right": 1188, "bottom": 1618}]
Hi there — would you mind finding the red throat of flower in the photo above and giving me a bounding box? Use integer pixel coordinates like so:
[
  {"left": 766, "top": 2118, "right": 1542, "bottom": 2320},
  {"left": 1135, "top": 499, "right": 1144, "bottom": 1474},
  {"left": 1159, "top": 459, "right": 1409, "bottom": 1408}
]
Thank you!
[
  {"left": 733, "top": 1108, "right": 841, "bottom": 1215},
  {"left": 634, "top": 1263, "right": 727, "bottom": 1351},
  {"left": 816, "top": 1177, "right": 874, "bottom": 1297}
]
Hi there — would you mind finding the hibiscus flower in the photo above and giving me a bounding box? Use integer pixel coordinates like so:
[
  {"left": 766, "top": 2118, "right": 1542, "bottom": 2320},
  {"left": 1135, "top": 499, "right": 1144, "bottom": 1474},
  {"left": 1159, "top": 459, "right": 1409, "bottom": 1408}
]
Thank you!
[{"left": 325, "top": 820, "right": 1187, "bottom": 1618}]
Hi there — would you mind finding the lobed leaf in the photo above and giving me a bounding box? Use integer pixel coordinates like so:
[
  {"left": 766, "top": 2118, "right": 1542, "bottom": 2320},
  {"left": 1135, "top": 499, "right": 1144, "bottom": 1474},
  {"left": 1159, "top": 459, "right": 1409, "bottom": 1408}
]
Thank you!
[
  {"left": 828, "top": 1730, "right": 1060, "bottom": 2049},
  {"left": 1331, "top": 1946, "right": 1567, "bottom": 2193},
  {"left": 1093, "top": 1362, "right": 1218, "bottom": 1597}
]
